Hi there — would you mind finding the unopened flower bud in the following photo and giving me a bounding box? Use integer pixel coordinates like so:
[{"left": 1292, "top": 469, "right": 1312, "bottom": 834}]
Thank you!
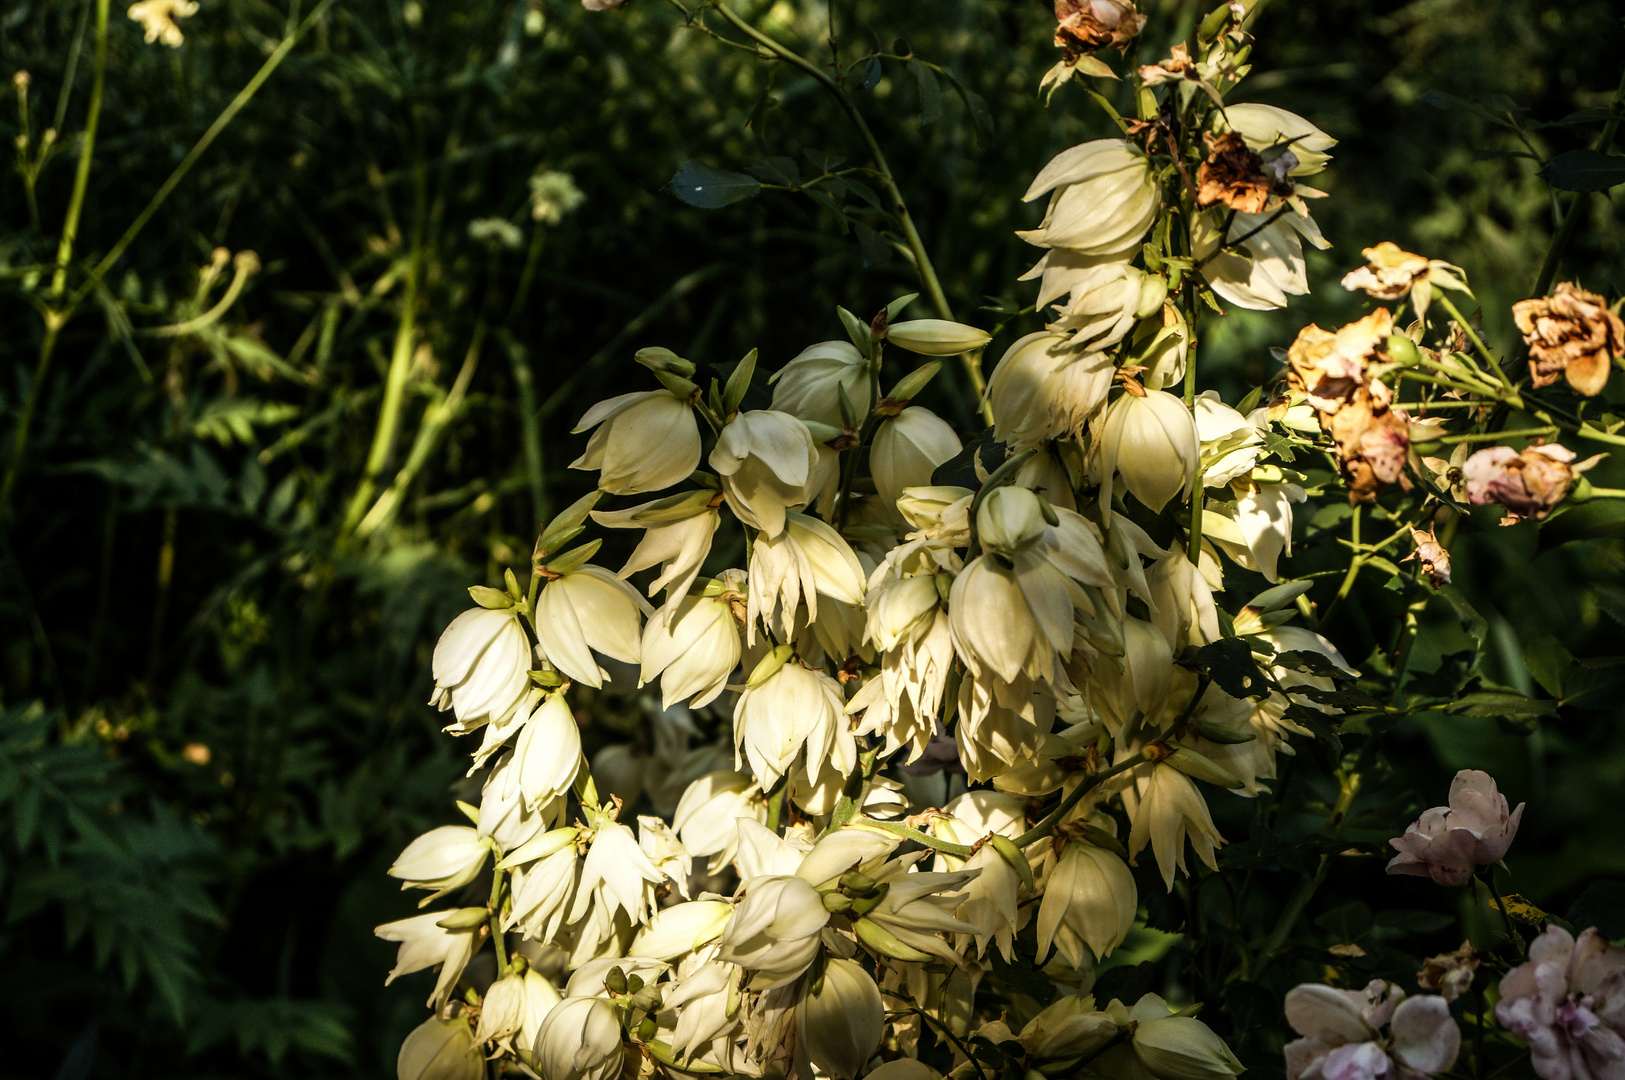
[
  {"left": 977, "top": 485, "right": 1048, "bottom": 555},
  {"left": 1132, "top": 1012, "right": 1244, "bottom": 1080},
  {"left": 886, "top": 319, "right": 993, "bottom": 356},
  {"left": 398, "top": 1016, "right": 483, "bottom": 1080}
]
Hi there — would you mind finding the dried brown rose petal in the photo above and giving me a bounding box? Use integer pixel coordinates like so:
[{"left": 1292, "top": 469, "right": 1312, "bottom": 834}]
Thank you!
[
  {"left": 1324, "top": 383, "right": 1410, "bottom": 505},
  {"left": 1286, "top": 309, "right": 1394, "bottom": 413},
  {"left": 1196, "top": 131, "right": 1289, "bottom": 215},
  {"left": 1054, "top": 0, "right": 1146, "bottom": 56},
  {"left": 1463, "top": 443, "right": 1582, "bottom": 524},
  {"left": 1402, "top": 525, "right": 1451, "bottom": 588},
  {"left": 1341, "top": 242, "right": 1431, "bottom": 301},
  {"left": 1418, "top": 942, "right": 1482, "bottom": 1002},
  {"left": 1514, "top": 282, "right": 1625, "bottom": 397}
]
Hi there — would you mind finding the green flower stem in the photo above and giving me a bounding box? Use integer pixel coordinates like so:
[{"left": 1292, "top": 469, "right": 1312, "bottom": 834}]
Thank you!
[
  {"left": 1436, "top": 426, "right": 1558, "bottom": 446},
  {"left": 488, "top": 865, "right": 509, "bottom": 974},
  {"left": 1435, "top": 293, "right": 1513, "bottom": 391},
  {"left": 862, "top": 818, "right": 973, "bottom": 860},
  {"left": 706, "top": 1, "right": 994, "bottom": 422},
  {"left": 49, "top": 0, "right": 108, "bottom": 300}
]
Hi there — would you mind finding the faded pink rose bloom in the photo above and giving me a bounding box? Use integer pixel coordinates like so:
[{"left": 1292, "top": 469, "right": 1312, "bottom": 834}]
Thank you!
[
  {"left": 1463, "top": 444, "right": 1594, "bottom": 525},
  {"left": 1285, "top": 980, "right": 1460, "bottom": 1080},
  {"left": 1386, "top": 769, "right": 1524, "bottom": 887},
  {"left": 1497, "top": 926, "right": 1625, "bottom": 1080}
]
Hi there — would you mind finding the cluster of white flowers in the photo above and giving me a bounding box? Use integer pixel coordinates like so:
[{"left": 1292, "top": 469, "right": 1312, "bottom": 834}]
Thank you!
[{"left": 371, "top": 9, "right": 1389, "bottom": 1080}]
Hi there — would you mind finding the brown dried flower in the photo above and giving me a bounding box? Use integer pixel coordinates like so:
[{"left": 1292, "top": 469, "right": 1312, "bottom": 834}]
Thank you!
[
  {"left": 1286, "top": 309, "right": 1394, "bottom": 414},
  {"left": 1325, "top": 384, "right": 1411, "bottom": 505},
  {"left": 1514, "top": 283, "right": 1625, "bottom": 398},
  {"left": 1341, "top": 242, "right": 1430, "bottom": 301},
  {"left": 1418, "top": 942, "right": 1482, "bottom": 1002},
  {"left": 1053, "top": 0, "right": 1146, "bottom": 57},
  {"left": 1197, "top": 131, "right": 1290, "bottom": 215},
  {"left": 1402, "top": 525, "right": 1451, "bottom": 589}
]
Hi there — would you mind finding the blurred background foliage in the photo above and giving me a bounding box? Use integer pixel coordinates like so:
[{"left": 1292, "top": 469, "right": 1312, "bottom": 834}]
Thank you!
[{"left": 1, "top": 0, "right": 1623, "bottom": 1075}]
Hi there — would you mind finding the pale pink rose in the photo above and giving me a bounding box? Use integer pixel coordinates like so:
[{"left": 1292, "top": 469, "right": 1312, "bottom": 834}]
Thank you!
[
  {"left": 1386, "top": 769, "right": 1524, "bottom": 887},
  {"left": 1284, "top": 981, "right": 1460, "bottom": 1080},
  {"left": 1496, "top": 926, "right": 1625, "bottom": 1080},
  {"left": 1464, "top": 444, "right": 1591, "bottom": 524}
]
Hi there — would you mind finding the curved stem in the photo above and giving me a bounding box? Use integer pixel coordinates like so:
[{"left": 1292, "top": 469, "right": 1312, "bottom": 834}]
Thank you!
[
  {"left": 706, "top": 2, "right": 993, "bottom": 421},
  {"left": 1531, "top": 65, "right": 1625, "bottom": 298},
  {"left": 1014, "top": 749, "right": 1150, "bottom": 849}
]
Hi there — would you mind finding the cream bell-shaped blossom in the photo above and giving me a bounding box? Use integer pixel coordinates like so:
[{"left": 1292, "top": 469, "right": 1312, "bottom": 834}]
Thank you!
[
  {"left": 639, "top": 815, "right": 691, "bottom": 900},
  {"left": 897, "top": 485, "right": 974, "bottom": 544},
  {"left": 398, "top": 1015, "right": 484, "bottom": 1080},
  {"left": 747, "top": 512, "right": 866, "bottom": 644},
  {"left": 1018, "top": 995, "right": 1120, "bottom": 1062},
  {"left": 769, "top": 340, "right": 872, "bottom": 427},
  {"left": 515, "top": 970, "right": 565, "bottom": 1061},
  {"left": 1023, "top": 251, "right": 1166, "bottom": 350},
  {"left": 375, "top": 910, "right": 482, "bottom": 1009},
  {"left": 717, "top": 874, "right": 830, "bottom": 988},
  {"left": 661, "top": 959, "right": 747, "bottom": 1062},
  {"left": 512, "top": 692, "right": 584, "bottom": 811},
  {"left": 1129, "top": 994, "right": 1246, "bottom": 1080},
  {"left": 871, "top": 407, "right": 962, "bottom": 513},
  {"left": 479, "top": 751, "right": 563, "bottom": 854},
  {"left": 950, "top": 553, "right": 1074, "bottom": 686},
  {"left": 848, "top": 542, "right": 958, "bottom": 762},
  {"left": 955, "top": 673, "right": 1056, "bottom": 784},
  {"left": 1193, "top": 392, "right": 1264, "bottom": 488},
  {"left": 640, "top": 590, "right": 742, "bottom": 709},
  {"left": 389, "top": 825, "right": 493, "bottom": 899},
  {"left": 503, "top": 834, "right": 581, "bottom": 943},
  {"left": 591, "top": 496, "right": 720, "bottom": 600},
  {"left": 1036, "top": 839, "right": 1138, "bottom": 968},
  {"left": 1119, "top": 759, "right": 1225, "bottom": 889},
  {"left": 1098, "top": 389, "right": 1199, "bottom": 515},
  {"left": 1019, "top": 140, "right": 1161, "bottom": 256},
  {"left": 733, "top": 661, "right": 855, "bottom": 789},
  {"left": 798, "top": 958, "right": 884, "bottom": 1080},
  {"left": 533, "top": 566, "right": 650, "bottom": 688},
  {"left": 860, "top": 855, "right": 981, "bottom": 966},
  {"left": 673, "top": 771, "right": 768, "bottom": 874},
  {"left": 571, "top": 389, "right": 700, "bottom": 495},
  {"left": 629, "top": 900, "right": 734, "bottom": 960},
  {"left": 476, "top": 971, "right": 532, "bottom": 1054},
  {"left": 533, "top": 996, "right": 625, "bottom": 1080},
  {"left": 1194, "top": 208, "right": 1330, "bottom": 311},
  {"left": 735, "top": 817, "right": 814, "bottom": 879},
  {"left": 566, "top": 819, "right": 666, "bottom": 932},
  {"left": 987, "top": 331, "right": 1115, "bottom": 448},
  {"left": 1206, "top": 482, "right": 1307, "bottom": 583},
  {"left": 1147, "top": 550, "right": 1221, "bottom": 651},
  {"left": 430, "top": 606, "right": 533, "bottom": 732},
  {"left": 710, "top": 410, "right": 820, "bottom": 538}
]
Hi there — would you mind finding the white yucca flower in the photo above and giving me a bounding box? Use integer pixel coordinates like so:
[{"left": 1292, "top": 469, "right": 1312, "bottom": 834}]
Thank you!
[
  {"left": 1205, "top": 482, "right": 1307, "bottom": 583},
  {"left": 1222, "top": 103, "right": 1337, "bottom": 177},
  {"left": 388, "top": 825, "right": 493, "bottom": 900},
  {"left": 798, "top": 958, "right": 884, "bottom": 1080},
  {"left": 709, "top": 410, "right": 820, "bottom": 538},
  {"left": 849, "top": 541, "right": 957, "bottom": 762},
  {"left": 375, "top": 909, "right": 482, "bottom": 1009},
  {"left": 571, "top": 389, "right": 701, "bottom": 495},
  {"left": 1119, "top": 758, "right": 1226, "bottom": 889},
  {"left": 504, "top": 835, "right": 580, "bottom": 944},
  {"left": 1193, "top": 391, "right": 1264, "bottom": 488},
  {"left": 746, "top": 512, "right": 865, "bottom": 644},
  {"left": 638, "top": 814, "right": 691, "bottom": 899},
  {"left": 430, "top": 605, "right": 533, "bottom": 733},
  {"left": 628, "top": 899, "right": 732, "bottom": 960},
  {"left": 733, "top": 661, "right": 854, "bottom": 789},
  {"left": 567, "top": 818, "right": 667, "bottom": 938},
  {"left": 954, "top": 672, "right": 1054, "bottom": 784},
  {"left": 1193, "top": 209, "right": 1330, "bottom": 311},
  {"left": 672, "top": 771, "right": 767, "bottom": 874},
  {"left": 987, "top": 331, "right": 1115, "bottom": 448},
  {"left": 512, "top": 691, "right": 584, "bottom": 810},
  {"left": 1035, "top": 839, "right": 1138, "bottom": 967},
  {"left": 870, "top": 406, "right": 961, "bottom": 514},
  {"left": 533, "top": 565, "right": 650, "bottom": 688},
  {"left": 927, "top": 792, "right": 1028, "bottom": 960},
  {"left": 592, "top": 495, "right": 720, "bottom": 600},
  {"left": 1097, "top": 388, "right": 1200, "bottom": 515},
  {"left": 1022, "top": 251, "right": 1166, "bottom": 350},
  {"left": 641, "top": 587, "right": 742, "bottom": 709},
  {"left": 478, "top": 750, "right": 564, "bottom": 854},
  {"left": 949, "top": 549, "right": 1074, "bottom": 687},
  {"left": 1019, "top": 139, "right": 1161, "bottom": 256},
  {"left": 398, "top": 1016, "right": 484, "bottom": 1080},
  {"left": 716, "top": 874, "right": 829, "bottom": 988},
  {"left": 661, "top": 959, "right": 746, "bottom": 1063},
  {"left": 769, "top": 340, "right": 872, "bottom": 428},
  {"left": 533, "top": 996, "right": 625, "bottom": 1080}
]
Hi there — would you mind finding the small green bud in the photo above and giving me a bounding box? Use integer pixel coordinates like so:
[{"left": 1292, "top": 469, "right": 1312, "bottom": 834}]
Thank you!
[{"left": 1385, "top": 334, "right": 1421, "bottom": 367}]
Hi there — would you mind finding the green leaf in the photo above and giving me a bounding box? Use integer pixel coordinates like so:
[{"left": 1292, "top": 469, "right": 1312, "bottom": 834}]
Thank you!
[
  {"left": 1522, "top": 635, "right": 1572, "bottom": 699},
  {"left": 859, "top": 56, "right": 881, "bottom": 91},
  {"left": 1443, "top": 691, "right": 1557, "bottom": 719},
  {"left": 853, "top": 221, "right": 892, "bottom": 267},
  {"left": 669, "top": 160, "right": 762, "bottom": 209},
  {"left": 1539, "top": 500, "right": 1625, "bottom": 549},
  {"left": 1568, "top": 880, "right": 1625, "bottom": 940},
  {"left": 909, "top": 59, "right": 943, "bottom": 125},
  {"left": 1181, "top": 638, "right": 1273, "bottom": 700},
  {"left": 1538, "top": 149, "right": 1625, "bottom": 193},
  {"left": 1373, "top": 909, "right": 1455, "bottom": 934}
]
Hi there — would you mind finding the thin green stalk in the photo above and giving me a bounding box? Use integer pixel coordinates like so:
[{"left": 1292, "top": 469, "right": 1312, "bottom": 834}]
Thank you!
[
  {"left": 1015, "top": 749, "right": 1151, "bottom": 848},
  {"left": 707, "top": 2, "right": 993, "bottom": 422},
  {"left": 50, "top": 0, "right": 109, "bottom": 299},
  {"left": 1531, "top": 65, "right": 1625, "bottom": 298},
  {"left": 509, "top": 340, "right": 548, "bottom": 529},
  {"left": 344, "top": 156, "right": 429, "bottom": 537},
  {"left": 0, "top": 315, "right": 62, "bottom": 517},
  {"left": 1253, "top": 855, "right": 1330, "bottom": 976},
  {"left": 1435, "top": 293, "right": 1511, "bottom": 389},
  {"left": 487, "top": 866, "right": 509, "bottom": 974},
  {"left": 862, "top": 818, "right": 973, "bottom": 859},
  {"left": 1317, "top": 507, "right": 1362, "bottom": 628}
]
